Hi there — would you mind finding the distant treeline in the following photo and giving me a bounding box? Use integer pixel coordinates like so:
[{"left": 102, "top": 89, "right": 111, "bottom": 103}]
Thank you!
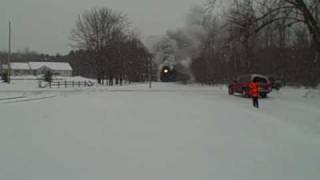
[
  {"left": 0, "top": 48, "right": 152, "bottom": 84},
  {"left": 189, "top": 0, "right": 320, "bottom": 87}
]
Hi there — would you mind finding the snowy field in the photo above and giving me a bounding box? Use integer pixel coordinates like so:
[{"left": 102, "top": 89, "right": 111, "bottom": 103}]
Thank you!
[{"left": 1, "top": 81, "right": 320, "bottom": 180}]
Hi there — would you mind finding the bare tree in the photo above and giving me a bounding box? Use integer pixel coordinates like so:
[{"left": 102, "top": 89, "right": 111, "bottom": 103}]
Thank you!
[
  {"left": 188, "top": 0, "right": 319, "bottom": 86},
  {"left": 224, "top": 0, "right": 320, "bottom": 52},
  {"left": 70, "top": 7, "right": 128, "bottom": 84},
  {"left": 222, "top": 0, "right": 260, "bottom": 73}
]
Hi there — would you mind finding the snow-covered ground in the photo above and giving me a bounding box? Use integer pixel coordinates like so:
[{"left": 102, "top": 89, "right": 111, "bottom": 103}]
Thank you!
[{"left": 0, "top": 81, "right": 320, "bottom": 180}]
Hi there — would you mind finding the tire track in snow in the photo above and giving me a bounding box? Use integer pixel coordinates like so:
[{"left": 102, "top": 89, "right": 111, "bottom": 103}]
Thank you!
[
  {"left": 0, "top": 96, "right": 26, "bottom": 101},
  {"left": 2, "top": 95, "right": 57, "bottom": 104}
]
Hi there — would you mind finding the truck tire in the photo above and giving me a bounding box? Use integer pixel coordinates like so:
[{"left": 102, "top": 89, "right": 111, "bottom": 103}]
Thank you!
[
  {"left": 228, "top": 87, "right": 234, "bottom": 95},
  {"left": 242, "top": 88, "right": 249, "bottom": 98},
  {"left": 261, "top": 93, "right": 267, "bottom": 98}
]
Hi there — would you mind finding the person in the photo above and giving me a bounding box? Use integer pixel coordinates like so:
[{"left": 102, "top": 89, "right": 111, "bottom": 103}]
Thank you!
[{"left": 249, "top": 80, "right": 260, "bottom": 108}]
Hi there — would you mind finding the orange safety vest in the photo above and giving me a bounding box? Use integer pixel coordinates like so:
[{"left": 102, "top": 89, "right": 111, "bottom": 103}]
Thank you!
[{"left": 249, "top": 82, "right": 259, "bottom": 97}]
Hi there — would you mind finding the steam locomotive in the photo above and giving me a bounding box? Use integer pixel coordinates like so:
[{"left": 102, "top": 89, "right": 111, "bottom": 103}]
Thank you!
[
  {"left": 160, "top": 64, "right": 191, "bottom": 83},
  {"left": 160, "top": 66, "right": 176, "bottom": 82}
]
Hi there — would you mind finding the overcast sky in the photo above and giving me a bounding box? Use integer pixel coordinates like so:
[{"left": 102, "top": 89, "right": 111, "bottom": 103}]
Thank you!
[{"left": 0, "top": 0, "right": 203, "bottom": 55}]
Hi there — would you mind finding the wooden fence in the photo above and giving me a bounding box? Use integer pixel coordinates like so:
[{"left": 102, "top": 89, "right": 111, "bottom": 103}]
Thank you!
[{"left": 39, "top": 80, "right": 95, "bottom": 88}]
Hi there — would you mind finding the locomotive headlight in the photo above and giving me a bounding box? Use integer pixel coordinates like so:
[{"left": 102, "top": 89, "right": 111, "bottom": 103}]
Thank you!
[{"left": 163, "top": 69, "right": 169, "bottom": 74}]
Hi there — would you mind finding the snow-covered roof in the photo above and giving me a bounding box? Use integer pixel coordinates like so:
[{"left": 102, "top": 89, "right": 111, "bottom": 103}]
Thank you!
[
  {"left": 29, "top": 62, "right": 72, "bottom": 71},
  {"left": 2, "top": 63, "right": 31, "bottom": 70},
  {"left": 251, "top": 74, "right": 269, "bottom": 79}
]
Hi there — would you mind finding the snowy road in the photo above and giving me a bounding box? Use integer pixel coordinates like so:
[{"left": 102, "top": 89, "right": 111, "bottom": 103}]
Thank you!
[{"left": 1, "top": 83, "right": 320, "bottom": 180}]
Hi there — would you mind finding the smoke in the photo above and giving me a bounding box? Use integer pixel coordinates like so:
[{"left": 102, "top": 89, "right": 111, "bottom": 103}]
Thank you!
[
  {"left": 145, "top": 35, "right": 178, "bottom": 67},
  {"left": 145, "top": 5, "right": 209, "bottom": 68}
]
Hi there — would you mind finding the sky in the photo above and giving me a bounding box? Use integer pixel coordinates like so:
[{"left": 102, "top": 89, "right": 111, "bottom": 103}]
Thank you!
[{"left": 0, "top": 0, "right": 203, "bottom": 55}]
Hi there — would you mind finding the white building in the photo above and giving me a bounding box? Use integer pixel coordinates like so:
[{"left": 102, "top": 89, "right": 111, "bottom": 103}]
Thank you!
[
  {"left": 2, "top": 63, "right": 32, "bottom": 76},
  {"left": 28, "top": 62, "right": 72, "bottom": 76},
  {"left": 1, "top": 62, "right": 73, "bottom": 77}
]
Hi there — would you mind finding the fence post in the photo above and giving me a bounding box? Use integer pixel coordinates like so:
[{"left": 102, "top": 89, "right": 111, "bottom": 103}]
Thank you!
[
  {"left": 58, "top": 81, "right": 60, "bottom": 88},
  {"left": 49, "top": 82, "right": 51, "bottom": 88},
  {"left": 65, "top": 80, "right": 67, "bottom": 88},
  {"left": 78, "top": 81, "right": 80, "bottom": 87},
  {"left": 72, "top": 81, "right": 74, "bottom": 87}
]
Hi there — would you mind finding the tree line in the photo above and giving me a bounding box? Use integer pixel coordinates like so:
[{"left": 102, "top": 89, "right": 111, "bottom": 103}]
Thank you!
[
  {"left": 69, "top": 8, "right": 153, "bottom": 84},
  {"left": 189, "top": 0, "right": 320, "bottom": 87}
]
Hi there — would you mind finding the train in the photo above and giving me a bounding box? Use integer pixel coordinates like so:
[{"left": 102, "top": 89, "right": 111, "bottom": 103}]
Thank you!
[{"left": 160, "top": 64, "right": 191, "bottom": 83}]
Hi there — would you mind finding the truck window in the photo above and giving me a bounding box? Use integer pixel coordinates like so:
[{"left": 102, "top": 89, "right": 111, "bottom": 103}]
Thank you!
[{"left": 253, "top": 77, "right": 267, "bottom": 83}]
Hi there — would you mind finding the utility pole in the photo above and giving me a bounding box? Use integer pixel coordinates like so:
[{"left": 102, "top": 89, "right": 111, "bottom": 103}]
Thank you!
[
  {"left": 149, "top": 56, "right": 152, "bottom": 88},
  {"left": 7, "top": 21, "right": 11, "bottom": 83}
]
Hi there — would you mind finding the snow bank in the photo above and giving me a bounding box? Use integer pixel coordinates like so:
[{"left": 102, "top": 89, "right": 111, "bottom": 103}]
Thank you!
[{"left": 62, "top": 76, "right": 96, "bottom": 82}]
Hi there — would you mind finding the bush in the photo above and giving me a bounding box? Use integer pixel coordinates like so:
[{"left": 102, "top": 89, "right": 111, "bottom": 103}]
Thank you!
[
  {"left": 1, "top": 72, "right": 9, "bottom": 83},
  {"left": 44, "top": 70, "right": 53, "bottom": 82}
]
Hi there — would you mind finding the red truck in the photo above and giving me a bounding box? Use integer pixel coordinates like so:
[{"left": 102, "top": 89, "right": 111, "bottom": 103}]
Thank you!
[{"left": 228, "top": 74, "right": 272, "bottom": 98}]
